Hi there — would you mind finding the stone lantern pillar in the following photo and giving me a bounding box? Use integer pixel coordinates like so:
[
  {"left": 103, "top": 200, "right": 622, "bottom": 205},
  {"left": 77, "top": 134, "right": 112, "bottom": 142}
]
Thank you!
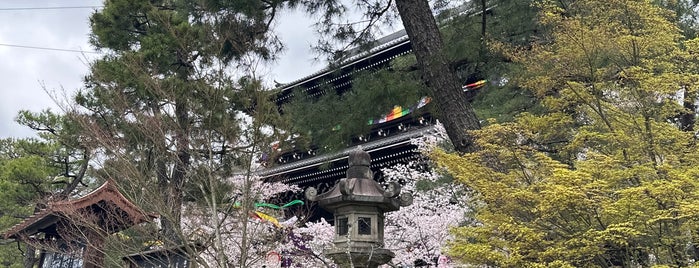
[{"left": 305, "top": 149, "right": 413, "bottom": 268}]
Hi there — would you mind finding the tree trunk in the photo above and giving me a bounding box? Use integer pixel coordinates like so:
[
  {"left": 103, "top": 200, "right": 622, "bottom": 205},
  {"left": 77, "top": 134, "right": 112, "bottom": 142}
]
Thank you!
[
  {"left": 680, "top": 86, "right": 696, "bottom": 132},
  {"left": 481, "top": 0, "right": 487, "bottom": 38},
  {"left": 22, "top": 204, "right": 46, "bottom": 268},
  {"left": 58, "top": 152, "right": 89, "bottom": 199},
  {"left": 155, "top": 100, "right": 190, "bottom": 245},
  {"left": 23, "top": 244, "right": 36, "bottom": 268},
  {"left": 165, "top": 101, "right": 191, "bottom": 245},
  {"left": 395, "top": 0, "right": 481, "bottom": 153}
]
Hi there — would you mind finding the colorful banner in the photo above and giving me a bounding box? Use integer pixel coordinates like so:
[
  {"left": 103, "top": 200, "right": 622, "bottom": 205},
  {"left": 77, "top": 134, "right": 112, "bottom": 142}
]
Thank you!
[
  {"left": 252, "top": 211, "right": 282, "bottom": 228},
  {"left": 368, "top": 96, "right": 432, "bottom": 125},
  {"left": 462, "top": 79, "right": 487, "bottom": 91}
]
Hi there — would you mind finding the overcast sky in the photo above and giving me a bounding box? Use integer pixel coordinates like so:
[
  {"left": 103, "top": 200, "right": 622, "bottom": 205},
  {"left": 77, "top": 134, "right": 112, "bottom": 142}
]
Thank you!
[{"left": 0, "top": 1, "right": 321, "bottom": 139}]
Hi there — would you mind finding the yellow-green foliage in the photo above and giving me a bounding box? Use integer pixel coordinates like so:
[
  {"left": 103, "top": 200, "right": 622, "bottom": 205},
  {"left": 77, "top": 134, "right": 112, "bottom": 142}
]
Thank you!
[{"left": 436, "top": 0, "right": 699, "bottom": 267}]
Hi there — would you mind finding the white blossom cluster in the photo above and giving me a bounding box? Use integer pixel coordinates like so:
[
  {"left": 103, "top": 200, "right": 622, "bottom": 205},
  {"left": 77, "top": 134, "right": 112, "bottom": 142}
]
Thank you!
[
  {"left": 412, "top": 120, "right": 449, "bottom": 152},
  {"left": 381, "top": 162, "right": 469, "bottom": 267},
  {"left": 271, "top": 218, "right": 336, "bottom": 267},
  {"left": 181, "top": 200, "right": 283, "bottom": 266},
  {"left": 180, "top": 174, "right": 305, "bottom": 267},
  {"left": 225, "top": 174, "right": 301, "bottom": 200}
]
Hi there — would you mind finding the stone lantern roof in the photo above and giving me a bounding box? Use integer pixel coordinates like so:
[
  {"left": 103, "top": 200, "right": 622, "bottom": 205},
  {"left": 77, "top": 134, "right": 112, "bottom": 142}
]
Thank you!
[{"left": 305, "top": 149, "right": 411, "bottom": 210}]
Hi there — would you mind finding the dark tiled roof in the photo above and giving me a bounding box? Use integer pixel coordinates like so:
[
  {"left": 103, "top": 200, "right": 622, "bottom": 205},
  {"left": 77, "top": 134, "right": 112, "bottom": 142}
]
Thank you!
[
  {"left": 259, "top": 125, "right": 436, "bottom": 180},
  {"left": 274, "top": 29, "right": 412, "bottom": 103},
  {"left": 2, "top": 180, "right": 155, "bottom": 239}
]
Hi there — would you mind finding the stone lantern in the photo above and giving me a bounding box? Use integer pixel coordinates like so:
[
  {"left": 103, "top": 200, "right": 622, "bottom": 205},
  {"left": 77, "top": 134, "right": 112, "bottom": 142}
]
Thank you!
[{"left": 305, "top": 149, "right": 413, "bottom": 268}]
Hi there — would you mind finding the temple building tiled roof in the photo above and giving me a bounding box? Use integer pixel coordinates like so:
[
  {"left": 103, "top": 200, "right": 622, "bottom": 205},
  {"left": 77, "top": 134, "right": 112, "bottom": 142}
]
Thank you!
[{"left": 2, "top": 179, "right": 155, "bottom": 240}]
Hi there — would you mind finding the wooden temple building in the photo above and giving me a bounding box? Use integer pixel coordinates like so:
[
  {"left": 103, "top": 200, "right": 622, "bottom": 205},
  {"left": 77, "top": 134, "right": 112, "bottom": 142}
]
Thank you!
[
  {"left": 261, "top": 29, "right": 441, "bottom": 201},
  {"left": 1, "top": 180, "right": 155, "bottom": 268},
  {"left": 262, "top": 0, "right": 495, "bottom": 196},
  {"left": 262, "top": 2, "right": 488, "bottom": 194},
  {"left": 122, "top": 243, "right": 203, "bottom": 268}
]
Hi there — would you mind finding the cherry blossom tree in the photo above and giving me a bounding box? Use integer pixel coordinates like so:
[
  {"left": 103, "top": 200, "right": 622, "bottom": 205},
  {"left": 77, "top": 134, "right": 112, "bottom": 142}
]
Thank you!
[
  {"left": 180, "top": 175, "right": 300, "bottom": 267},
  {"left": 381, "top": 122, "right": 472, "bottom": 267},
  {"left": 180, "top": 173, "right": 337, "bottom": 268},
  {"left": 174, "top": 122, "right": 468, "bottom": 268},
  {"left": 382, "top": 163, "right": 469, "bottom": 267},
  {"left": 273, "top": 218, "right": 335, "bottom": 267}
]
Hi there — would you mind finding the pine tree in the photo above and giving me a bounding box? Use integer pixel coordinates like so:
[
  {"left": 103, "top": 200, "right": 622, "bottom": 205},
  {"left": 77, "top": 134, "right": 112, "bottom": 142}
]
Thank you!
[
  {"left": 0, "top": 110, "right": 91, "bottom": 268},
  {"left": 78, "top": 1, "right": 295, "bottom": 266},
  {"left": 393, "top": 0, "right": 481, "bottom": 152}
]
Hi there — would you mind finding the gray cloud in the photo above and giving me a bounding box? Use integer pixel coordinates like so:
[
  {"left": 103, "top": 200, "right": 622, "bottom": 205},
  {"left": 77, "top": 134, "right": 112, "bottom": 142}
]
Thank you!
[
  {"left": 0, "top": 1, "right": 99, "bottom": 138},
  {"left": 270, "top": 8, "right": 323, "bottom": 84}
]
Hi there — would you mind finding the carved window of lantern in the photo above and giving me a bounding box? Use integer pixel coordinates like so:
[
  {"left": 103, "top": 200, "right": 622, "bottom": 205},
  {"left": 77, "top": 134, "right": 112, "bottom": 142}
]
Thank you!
[
  {"left": 358, "top": 217, "right": 372, "bottom": 235},
  {"left": 337, "top": 217, "right": 349, "bottom": 235}
]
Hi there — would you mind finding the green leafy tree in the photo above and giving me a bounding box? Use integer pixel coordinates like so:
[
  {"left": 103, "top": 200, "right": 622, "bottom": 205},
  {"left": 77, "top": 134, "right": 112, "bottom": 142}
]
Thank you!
[
  {"left": 444, "top": 0, "right": 544, "bottom": 122},
  {"left": 0, "top": 110, "right": 91, "bottom": 268},
  {"left": 435, "top": 0, "right": 699, "bottom": 267},
  {"left": 0, "top": 139, "right": 49, "bottom": 268},
  {"left": 653, "top": 0, "right": 699, "bottom": 132}
]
